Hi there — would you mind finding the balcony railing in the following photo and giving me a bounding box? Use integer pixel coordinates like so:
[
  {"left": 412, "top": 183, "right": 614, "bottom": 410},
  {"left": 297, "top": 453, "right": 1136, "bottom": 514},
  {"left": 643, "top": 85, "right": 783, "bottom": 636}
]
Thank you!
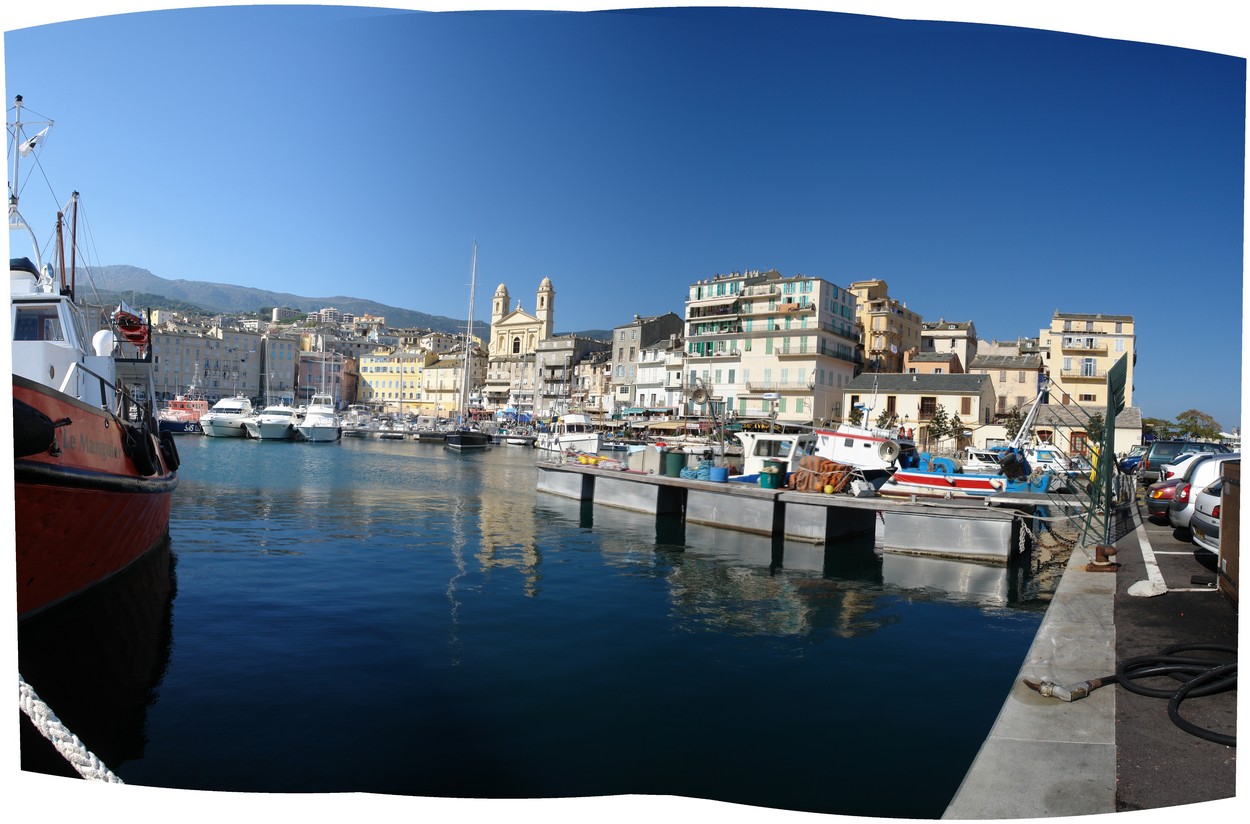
[
  {"left": 1059, "top": 369, "right": 1107, "bottom": 381},
  {"left": 1060, "top": 340, "right": 1108, "bottom": 354},
  {"left": 744, "top": 381, "right": 815, "bottom": 393}
]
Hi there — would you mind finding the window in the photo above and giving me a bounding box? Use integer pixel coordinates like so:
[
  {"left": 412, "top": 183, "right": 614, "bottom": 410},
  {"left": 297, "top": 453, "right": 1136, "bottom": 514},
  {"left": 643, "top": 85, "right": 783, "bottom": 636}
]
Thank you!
[
  {"left": 961, "top": 397, "right": 971, "bottom": 416},
  {"left": 919, "top": 397, "right": 937, "bottom": 419},
  {"left": 997, "top": 395, "right": 1007, "bottom": 413}
]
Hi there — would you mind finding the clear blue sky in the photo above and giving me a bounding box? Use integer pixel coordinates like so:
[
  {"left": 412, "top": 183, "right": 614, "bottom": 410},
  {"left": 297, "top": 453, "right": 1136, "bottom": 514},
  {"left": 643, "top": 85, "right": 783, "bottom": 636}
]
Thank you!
[{"left": 4, "top": 3, "right": 1245, "bottom": 432}]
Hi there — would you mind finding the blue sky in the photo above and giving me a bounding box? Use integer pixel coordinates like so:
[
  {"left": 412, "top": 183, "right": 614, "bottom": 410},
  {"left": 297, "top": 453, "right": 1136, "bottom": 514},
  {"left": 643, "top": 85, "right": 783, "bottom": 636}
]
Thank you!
[{"left": 4, "top": 3, "right": 1246, "bottom": 432}]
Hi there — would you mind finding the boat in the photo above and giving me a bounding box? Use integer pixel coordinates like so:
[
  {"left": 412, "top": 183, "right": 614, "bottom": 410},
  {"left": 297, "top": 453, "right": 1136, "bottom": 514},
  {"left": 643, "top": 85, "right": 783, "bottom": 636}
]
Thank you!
[
  {"left": 445, "top": 242, "right": 490, "bottom": 452},
  {"left": 9, "top": 95, "right": 178, "bottom": 620},
  {"left": 156, "top": 369, "right": 209, "bottom": 435},
  {"left": 243, "top": 402, "right": 300, "bottom": 440},
  {"left": 199, "top": 394, "right": 255, "bottom": 437},
  {"left": 729, "top": 429, "right": 819, "bottom": 483},
  {"left": 296, "top": 392, "right": 342, "bottom": 442},
  {"left": 813, "top": 381, "right": 919, "bottom": 478},
  {"left": 536, "top": 413, "right": 604, "bottom": 455},
  {"left": 877, "top": 380, "right": 1061, "bottom": 499}
]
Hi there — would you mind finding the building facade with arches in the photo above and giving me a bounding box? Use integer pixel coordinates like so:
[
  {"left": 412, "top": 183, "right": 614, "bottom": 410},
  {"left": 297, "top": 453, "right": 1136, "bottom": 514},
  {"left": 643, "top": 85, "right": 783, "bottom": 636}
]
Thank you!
[{"left": 482, "top": 277, "right": 556, "bottom": 414}]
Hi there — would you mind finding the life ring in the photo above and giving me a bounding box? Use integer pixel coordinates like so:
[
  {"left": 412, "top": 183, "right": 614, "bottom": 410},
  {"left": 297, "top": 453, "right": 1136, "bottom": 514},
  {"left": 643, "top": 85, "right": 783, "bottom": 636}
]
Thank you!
[{"left": 878, "top": 440, "right": 901, "bottom": 463}]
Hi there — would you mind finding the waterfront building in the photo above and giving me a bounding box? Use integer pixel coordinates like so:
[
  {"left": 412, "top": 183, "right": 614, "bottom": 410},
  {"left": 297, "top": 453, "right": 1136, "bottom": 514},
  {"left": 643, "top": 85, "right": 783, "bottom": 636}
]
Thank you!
[
  {"left": 573, "top": 351, "right": 614, "bottom": 418},
  {"left": 609, "top": 313, "right": 684, "bottom": 416},
  {"left": 534, "top": 335, "right": 611, "bottom": 420},
  {"left": 630, "top": 334, "right": 686, "bottom": 417},
  {"left": 150, "top": 327, "right": 264, "bottom": 402},
  {"left": 295, "top": 348, "right": 348, "bottom": 407},
  {"left": 1037, "top": 311, "right": 1136, "bottom": 410},
  {"left": 420, "top": 342, "right": 487, "bottom": 420},
  {"left": 841, "top": 372, "right": 996, "bottom": 451},
  {"left": 684, "top": 270, "right": 858, "bottom": 423},
  {"left": 258, "top": 332, "right": 301, "bottom": 403},
  {"left": 357, "top": 347, "right": 438, "bottom": 416},
  {"left": 484, "top": 278, "right": 556, "bottom": 415},
  {"left": 847, "top": 278, "right": 923, "bottom": 374}
]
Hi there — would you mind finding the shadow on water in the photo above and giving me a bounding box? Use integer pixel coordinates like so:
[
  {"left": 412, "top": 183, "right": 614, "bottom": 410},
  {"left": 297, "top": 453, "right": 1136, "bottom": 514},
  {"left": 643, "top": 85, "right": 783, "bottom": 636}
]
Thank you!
[{"left": 18, "top": 538, "right": 178, "bottom": 778}]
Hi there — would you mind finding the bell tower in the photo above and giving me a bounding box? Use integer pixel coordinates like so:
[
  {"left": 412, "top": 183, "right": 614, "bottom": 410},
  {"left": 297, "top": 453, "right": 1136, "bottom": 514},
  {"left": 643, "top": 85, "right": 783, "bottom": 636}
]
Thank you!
[{"left": 536, "top": 277, "right": 554, "bottom": 340}]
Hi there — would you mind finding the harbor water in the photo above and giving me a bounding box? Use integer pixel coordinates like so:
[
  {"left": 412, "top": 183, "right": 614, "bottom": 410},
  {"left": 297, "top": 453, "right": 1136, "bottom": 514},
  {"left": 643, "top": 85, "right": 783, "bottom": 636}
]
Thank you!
[{"left": 18, "top": 437, "right": 1058, "bottom": 816}]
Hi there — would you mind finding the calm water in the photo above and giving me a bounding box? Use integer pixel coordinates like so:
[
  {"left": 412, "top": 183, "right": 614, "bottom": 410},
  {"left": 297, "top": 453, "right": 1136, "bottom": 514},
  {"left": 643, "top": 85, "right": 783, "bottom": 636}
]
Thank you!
[{"left": 18, "top": 436, "right": 1053, "bottom": 817}]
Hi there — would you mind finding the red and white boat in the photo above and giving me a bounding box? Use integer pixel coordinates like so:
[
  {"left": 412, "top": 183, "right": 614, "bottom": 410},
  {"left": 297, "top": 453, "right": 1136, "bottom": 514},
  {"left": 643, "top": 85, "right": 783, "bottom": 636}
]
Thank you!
[{"left": 9, "top": 94, "right": 179, "bottom": 620}]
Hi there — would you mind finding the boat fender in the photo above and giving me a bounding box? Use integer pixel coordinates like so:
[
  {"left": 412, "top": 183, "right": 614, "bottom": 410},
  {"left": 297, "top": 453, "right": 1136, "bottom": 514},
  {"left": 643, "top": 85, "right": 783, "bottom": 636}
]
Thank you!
[
  {"left": 124, "top": 425, "right": 159, "bottom": 476},
  {"left": 878, "top": 439, "right": 901, "bottom": 463},
  {"left": 159, "top": 430, "right": 181, "bottom": 471},
  {"left": 12, "top": 399, "right": 71, "bottom": 457}
]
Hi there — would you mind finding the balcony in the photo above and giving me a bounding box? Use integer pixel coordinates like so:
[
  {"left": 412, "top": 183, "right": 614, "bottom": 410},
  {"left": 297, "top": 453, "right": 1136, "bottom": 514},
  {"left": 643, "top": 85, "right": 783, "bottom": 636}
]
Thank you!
[
  {"left": 1060, "top": 369, "right": 1106, "bottom": 381},
  {"left": 1060, "top": 339, "right": 1108, "bottom": 355},
  {"left": 745, "top": 381, "right": 815, "bottom": 393}
]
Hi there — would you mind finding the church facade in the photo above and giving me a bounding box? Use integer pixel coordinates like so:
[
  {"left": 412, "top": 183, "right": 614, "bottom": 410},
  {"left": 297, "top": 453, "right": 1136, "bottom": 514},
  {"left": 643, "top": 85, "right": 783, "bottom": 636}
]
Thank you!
[{"left": 481, "top": 277, "right": 556, "bottom": 414}]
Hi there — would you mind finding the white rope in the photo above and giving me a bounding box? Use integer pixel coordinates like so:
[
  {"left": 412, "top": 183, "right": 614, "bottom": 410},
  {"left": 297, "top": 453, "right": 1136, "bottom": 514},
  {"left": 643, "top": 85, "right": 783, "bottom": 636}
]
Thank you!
[{"left": 18, "top": 674, "right": 124, "bottom": 783}]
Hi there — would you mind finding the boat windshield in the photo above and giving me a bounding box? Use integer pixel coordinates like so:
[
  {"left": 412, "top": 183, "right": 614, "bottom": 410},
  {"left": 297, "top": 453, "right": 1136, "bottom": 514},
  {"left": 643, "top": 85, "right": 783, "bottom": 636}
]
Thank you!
[{"left": 13, "top": 304, "right": 65, "bottom": 341}]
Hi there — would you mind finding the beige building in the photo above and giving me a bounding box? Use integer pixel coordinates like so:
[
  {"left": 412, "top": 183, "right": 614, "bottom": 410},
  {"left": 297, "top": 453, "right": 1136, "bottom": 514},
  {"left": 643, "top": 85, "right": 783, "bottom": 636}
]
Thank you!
[
  {"left": 1038, "top": 311, "right": 1136, "bottom": 409},
  {"left": 841, "top": 372, "right": 996, "bottom": 450},
  {"left": 967, "top": 353, "right": 1045, "bottom": 416},
  {"left": 483, "top": 278, "right": 556, "bottom": 415},
  {"left": 847, "top": 279, "right": 923, "bottom": 373},
  {"left": 920, "top": 318, "right": 977, "bottom": 369},
  {"left": 684, "top": 269, "right": 859, "bottom": 423},
  {"left": 903, "top": 349, "right": 963, "bottom": 374},
  {"left": 357, "top": 347, "right": 439, "bottom": 415}
]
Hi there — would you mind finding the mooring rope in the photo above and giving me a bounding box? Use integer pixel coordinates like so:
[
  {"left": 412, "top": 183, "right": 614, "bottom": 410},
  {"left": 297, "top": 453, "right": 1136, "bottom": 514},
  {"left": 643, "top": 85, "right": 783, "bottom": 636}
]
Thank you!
[{"left": 18, "top": 674, "right": 124, "bottom": 783}]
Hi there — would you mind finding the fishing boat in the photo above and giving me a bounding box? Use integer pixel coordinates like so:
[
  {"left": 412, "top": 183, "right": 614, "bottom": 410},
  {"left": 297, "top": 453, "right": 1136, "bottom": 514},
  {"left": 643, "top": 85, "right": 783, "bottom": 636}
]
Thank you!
[
  {"left": 445, "top": 242, "right": 490, "bottom": 452},
  {"left": 878, "top": 380, "right": 1060, "bottom": 499},
  {"left": 813, "top": 380, "right": 919, "bottom": 478},
  {"left": 536, "top": 413, "right": 603, "bottom": 454},
  {"left": 156, "top": 368, "right": 209, "bottom": 435},
  {"left": 9, "top": 95, "right": 178, "bottom": 620},
  {"left": 729, "top": 430, "right": 819, "bottom": 483},
  {"left": 200, "top": 394, "right": 255, "bottom": 437}
]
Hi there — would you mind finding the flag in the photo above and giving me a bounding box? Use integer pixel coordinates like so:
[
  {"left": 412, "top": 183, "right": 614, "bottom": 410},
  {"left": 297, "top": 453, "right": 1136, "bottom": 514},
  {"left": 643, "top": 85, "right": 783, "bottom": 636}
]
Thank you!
[{"left": 18, "top": 126, "right": 49, "bottom": 156}]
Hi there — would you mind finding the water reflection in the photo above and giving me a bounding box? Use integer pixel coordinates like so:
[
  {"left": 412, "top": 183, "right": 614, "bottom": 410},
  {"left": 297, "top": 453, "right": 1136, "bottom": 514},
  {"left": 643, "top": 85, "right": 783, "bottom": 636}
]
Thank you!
[{"left": 18, "top": 539, "right": 177, "bottom": 777}]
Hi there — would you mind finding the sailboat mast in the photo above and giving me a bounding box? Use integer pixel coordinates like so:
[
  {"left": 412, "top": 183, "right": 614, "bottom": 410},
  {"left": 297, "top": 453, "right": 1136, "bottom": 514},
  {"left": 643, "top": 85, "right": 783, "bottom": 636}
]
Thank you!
[
  {"left": 69, "top": 191, "right": 78, "bottom": 298},
  {"left": 462, "top": 242, "right": 477, "bottom": 420}
]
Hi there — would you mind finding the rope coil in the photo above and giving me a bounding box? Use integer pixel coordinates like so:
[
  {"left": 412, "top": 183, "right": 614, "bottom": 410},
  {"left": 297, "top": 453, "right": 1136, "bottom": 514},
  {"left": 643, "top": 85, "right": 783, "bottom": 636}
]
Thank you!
[{"left": 18, "top": 674, "right": 124, "bottom": 783}]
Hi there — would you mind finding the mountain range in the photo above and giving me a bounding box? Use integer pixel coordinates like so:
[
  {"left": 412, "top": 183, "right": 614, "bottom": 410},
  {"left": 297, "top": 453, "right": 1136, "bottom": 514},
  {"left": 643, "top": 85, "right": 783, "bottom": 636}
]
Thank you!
[{"left": 81, "top": 265, "right": 608, "bottom": 339}]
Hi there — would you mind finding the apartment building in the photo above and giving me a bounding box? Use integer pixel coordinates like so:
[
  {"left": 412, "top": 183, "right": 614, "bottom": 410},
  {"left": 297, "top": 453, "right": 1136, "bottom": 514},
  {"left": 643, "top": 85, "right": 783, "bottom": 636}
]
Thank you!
[
  {"left": 357, "top": 347, "right": 440, "bottom": 414},
  {"left": 1038, "top": 311, "right": 1136, "bottom": 409},
  {"left": 295, "top": 348, "right": 348, "bottom": 406},
  {"left": 920, "top": 318, "right": 977, "bottom": 370},
  {"left": 967, "top": 353, "right": 1045, "bottom": 415},
  {"left": 609, "top": 312, "right": 684, "bottom": 415},
  {"left": 684, "top": 269, "right": 859, "bottom": 423},
  {"left": 533, "top": 335, "right": 612, "bottom": 419},
  {"left": 847, "top": 278, "right": 922, "bottom": 373},
  {"left": 150, "top": 326, "right": 263, "bottom": 402}
]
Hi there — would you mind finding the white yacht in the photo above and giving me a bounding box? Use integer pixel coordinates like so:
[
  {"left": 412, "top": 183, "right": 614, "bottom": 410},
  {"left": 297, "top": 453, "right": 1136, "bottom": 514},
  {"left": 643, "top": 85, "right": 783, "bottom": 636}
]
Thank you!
[
  {"left": 296, "top": 393, "right": 342, "bottom": 443},
  {"left": 243, "top": 403, "right": 300, "bottom": 440},
  {"left": 200, "top": 395, "right": 255, "bottom": 438}
]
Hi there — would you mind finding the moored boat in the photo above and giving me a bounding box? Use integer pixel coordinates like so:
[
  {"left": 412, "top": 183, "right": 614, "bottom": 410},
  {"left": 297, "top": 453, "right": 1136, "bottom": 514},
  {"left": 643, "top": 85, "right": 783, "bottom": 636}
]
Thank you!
[
  {"left": 536, "top": 413, "right": 604, "bottom": 455},
  {"left": 156, "top": 376, "right": 209, "bottom": 435},
  {"left": 243, "top": 402, "right": 300, "bottom": 440},
  {"left": 445, "top": 242, "right": 490, "bottom": 452},
  {"left": 296, "top": 393, "right": 342, "bottom": 442},
  {"left": 200, "top": 394, "right": 255, "bottom": 437},
  {"left": 9, "top": 95, "right": 178, "bottom": 620}
]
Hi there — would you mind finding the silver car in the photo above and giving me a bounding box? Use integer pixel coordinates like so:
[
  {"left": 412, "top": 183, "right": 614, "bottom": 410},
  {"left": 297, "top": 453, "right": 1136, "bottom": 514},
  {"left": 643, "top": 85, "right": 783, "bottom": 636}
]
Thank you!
[
  {"left": 1189, "top": 477, "right": 1223, "bottom": 553},
  {"left": 1169, "top": 454, "right": 1239, "bottom": 531}
]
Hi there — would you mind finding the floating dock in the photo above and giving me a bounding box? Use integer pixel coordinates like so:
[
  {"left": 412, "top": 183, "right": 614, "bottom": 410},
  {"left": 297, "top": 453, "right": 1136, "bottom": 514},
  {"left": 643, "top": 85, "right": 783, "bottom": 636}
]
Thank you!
[{"left": 536, "top": 462, "right": 1081, "bottom": 563}]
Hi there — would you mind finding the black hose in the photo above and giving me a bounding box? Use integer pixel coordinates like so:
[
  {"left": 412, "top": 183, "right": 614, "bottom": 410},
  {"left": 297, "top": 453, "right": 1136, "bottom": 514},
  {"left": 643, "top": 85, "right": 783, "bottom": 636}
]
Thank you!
[{"left": 1116, "top": 643, "right": 1237, "bottom": 746}]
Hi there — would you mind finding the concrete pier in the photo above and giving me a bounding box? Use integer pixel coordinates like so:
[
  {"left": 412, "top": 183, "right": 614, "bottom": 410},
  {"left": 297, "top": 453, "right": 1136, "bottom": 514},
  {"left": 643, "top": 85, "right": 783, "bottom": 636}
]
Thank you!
[{"left": 536, "top": 462, "right": 1074, "bottom": 561}]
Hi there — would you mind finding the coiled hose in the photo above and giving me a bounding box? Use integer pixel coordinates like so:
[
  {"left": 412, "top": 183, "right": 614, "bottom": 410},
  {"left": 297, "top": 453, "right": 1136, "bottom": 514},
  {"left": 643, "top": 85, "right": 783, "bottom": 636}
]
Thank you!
[{"left": 1023, "top": 643, "right": 1236, "bottom": 747}]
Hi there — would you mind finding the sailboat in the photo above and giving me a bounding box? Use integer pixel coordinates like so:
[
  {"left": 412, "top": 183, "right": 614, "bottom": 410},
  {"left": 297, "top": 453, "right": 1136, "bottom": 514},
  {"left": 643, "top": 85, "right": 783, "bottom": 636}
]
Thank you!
[{"left": 445, "top": 242, "right": 490, "bottom": 451}]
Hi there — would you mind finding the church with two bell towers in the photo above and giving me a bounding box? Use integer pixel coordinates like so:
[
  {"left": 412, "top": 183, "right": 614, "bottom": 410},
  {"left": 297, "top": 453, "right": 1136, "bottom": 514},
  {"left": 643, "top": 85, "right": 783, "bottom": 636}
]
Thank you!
[{"left": 481, "top": 277, "right": 556, "bottom": 413}]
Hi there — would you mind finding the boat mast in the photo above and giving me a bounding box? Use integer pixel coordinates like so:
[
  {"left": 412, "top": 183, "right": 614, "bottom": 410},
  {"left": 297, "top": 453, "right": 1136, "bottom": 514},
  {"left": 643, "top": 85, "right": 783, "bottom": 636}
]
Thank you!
[
  {"left": 69, "top": 191, "right": 78, "bottom": 299},
  {"left": 461, "top": 242, "right": 477, "bottom": 425},
  {"left": 8, "top": 95, "right": 50, "bottom": 270}
]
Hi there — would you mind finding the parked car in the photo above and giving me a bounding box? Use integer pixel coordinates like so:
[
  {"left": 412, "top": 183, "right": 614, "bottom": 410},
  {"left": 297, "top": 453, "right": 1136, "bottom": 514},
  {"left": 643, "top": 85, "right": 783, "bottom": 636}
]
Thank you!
[
  {"left": 1139, "top": 440, "right": 1230, "bottom": 484},
  {"left": 1146, "top": 479, "right": 1184, "bottom": 519},
  {"left": 1189, "top": 477, "right": 1224, "bottom": 553},
  {"left": 1118, "top": 445, "right": 1147, "bottom": 474},
  {"left": 1169, "top": 454, "right": 1239, "bottom": 531}
]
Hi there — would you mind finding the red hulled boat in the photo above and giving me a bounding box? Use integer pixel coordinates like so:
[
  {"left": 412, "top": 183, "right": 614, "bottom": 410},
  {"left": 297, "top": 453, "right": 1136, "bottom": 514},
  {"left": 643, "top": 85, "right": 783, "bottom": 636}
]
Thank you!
[{"left": 9, "top": 95, "right": 179, "bottom": 620}]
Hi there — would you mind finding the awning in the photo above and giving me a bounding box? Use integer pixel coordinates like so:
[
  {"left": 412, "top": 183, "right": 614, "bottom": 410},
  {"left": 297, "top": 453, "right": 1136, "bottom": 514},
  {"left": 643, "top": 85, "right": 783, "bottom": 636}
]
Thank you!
[
  {"left": 690, "top": 296, "right": 738, "bottom": 308},
  {"left": 622, "top": 407, "right": 646, "bottom": 415}
]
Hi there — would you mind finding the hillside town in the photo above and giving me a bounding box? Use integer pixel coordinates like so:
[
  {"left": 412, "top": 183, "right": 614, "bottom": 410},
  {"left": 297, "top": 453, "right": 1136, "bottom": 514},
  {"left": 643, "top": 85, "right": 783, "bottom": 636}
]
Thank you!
[{"left": 136, "top": 269, "right": 1154, "bottom": 456}]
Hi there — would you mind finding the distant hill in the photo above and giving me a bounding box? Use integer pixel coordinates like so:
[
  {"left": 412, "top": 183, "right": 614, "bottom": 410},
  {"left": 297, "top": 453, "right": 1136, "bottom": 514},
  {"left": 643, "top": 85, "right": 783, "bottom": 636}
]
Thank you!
[{"left": 80, "top": 265, "right": 610, "bottom": 340}]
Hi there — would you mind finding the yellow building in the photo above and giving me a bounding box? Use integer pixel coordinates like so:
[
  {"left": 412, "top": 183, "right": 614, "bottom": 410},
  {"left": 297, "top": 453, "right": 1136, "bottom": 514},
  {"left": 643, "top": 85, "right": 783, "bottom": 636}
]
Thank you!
[
  {"left": 1037, "top": 311, "right": 1136, "bottom": 410},
  {"left": 847, "top": 279, "right": 923, "bottom": 373},
  {"left": 357, "top": 347, "right": 437, "bottom": 416}
]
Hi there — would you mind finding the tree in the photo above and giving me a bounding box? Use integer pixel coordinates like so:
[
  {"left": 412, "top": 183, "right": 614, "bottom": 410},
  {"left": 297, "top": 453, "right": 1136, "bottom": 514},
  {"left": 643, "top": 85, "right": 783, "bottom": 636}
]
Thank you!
[
  {"left": 927, "top": 404, "right": 950, "bottom": 448},
  {"left": 1004, "top": 406, "right": 1026, "bottom": 441},
  {"left": 1142, "top": 417, "right": 1178, "bottom": 440},
  {"left": 1174, "top": 409, "right": 1222, "bottom": 440},
  {"left": 847, "top": 406, "right": 864, "bottom": 427},
  {"left": 875, "top": 408, "right": 895, "bottom": 428},
  {"left": 949, "top": 413, "right": 964, "bottom": 446},
  {"left": 1086, "top": 412, "right": 1105, "bottom": 447}
]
